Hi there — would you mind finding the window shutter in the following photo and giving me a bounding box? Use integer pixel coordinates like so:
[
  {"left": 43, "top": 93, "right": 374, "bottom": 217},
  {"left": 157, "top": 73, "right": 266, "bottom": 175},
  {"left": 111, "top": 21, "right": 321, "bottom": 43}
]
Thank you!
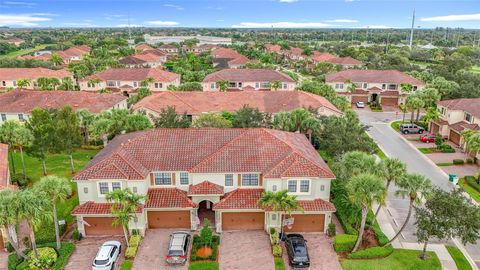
[
  {"left": 150, "top": 173, "right": 154, "bottom": 185},
  {"left": 172, "top": 173, "right": 176, "bottom": 185},
  {"left": 237, "top": 174, "right": 241, "bottom": 186},
  {"left": 259, "top": 174, "right": 263, "bottom": 186}
]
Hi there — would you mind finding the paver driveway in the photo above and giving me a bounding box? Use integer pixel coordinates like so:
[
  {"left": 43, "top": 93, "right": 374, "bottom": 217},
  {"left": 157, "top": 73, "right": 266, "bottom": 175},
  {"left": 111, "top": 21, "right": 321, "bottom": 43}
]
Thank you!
[
  {"left": 0, "top": 252, "right": 7, "bottom": 270},
  {"left": 283, "top": 233, "right": 341, "bottom": 270},
  {"left": 219, "top": 230, "right": 274, "bottom": 270},
  {"left": 133, "top": 229, "right": 190, "bottom": 270},
  {"left": 66, "top": 236, "right": 126, "bottom": 270}
]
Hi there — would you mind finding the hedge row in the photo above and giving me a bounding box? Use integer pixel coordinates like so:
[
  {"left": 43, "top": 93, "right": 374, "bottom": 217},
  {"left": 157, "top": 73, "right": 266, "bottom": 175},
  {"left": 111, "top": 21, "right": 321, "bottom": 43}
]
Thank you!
[
  {"left": 333, "top": 234, "right": 357, "bottom": 252},
  {"left": 465, "top": 176, "right": 480, "bottom": 192},
  {"left": 347, "top": 246, "right": 394, "bottom": 259},
  {"left": 8, "top": 242, "right": 75, "bottom": 270}
]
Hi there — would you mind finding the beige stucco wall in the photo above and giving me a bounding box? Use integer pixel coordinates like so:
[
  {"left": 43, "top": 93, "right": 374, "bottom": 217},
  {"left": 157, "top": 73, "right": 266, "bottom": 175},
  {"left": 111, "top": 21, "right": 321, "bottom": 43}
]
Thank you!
[
  {"left": 79, "top": 78, "right": 180, "bottom": 92},
  {"left": 202, "top": 81, "right": 296, "bottom": 91}
]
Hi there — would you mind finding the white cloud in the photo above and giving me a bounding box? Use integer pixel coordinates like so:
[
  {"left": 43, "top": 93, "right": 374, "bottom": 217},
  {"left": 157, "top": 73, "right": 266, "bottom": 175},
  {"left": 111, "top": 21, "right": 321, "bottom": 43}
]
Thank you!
[
  {"left": 0, "top": 14, "right": 51, "bottom": 26},
  {"left": 145, "top": 20, "right": 179, "bottom": 26},
  {"left": 4, "top": 1, "right": 36, "bottom": 6},
  {"left": 278, "top": 0, "right": 298, "bottom": 3},
  {"left": 232, "top": 21, "right": 334, "bottom": 28},
  {"left": 116, "top": 24, "right": 143, "bottom": 27},
  {"left": 325, "top": 19, "right": 358, "bottom": 23},
  {"left": 420, "top": 13, "right": 480, "bottom": 22},
  {"left": 163, "top": 4, "right": 184, "bottom": 10}
]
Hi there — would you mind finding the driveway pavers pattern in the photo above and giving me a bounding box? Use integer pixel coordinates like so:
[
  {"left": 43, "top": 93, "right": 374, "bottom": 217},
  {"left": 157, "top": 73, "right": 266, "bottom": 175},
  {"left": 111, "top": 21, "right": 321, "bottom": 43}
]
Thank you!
[{"left": 66, "top": 236, "right": 126, "bottom": 270}]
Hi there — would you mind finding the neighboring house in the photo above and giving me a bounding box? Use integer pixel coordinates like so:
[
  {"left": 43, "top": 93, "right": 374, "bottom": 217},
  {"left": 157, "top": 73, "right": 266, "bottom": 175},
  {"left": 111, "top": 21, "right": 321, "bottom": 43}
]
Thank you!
[
  {"left": 72, "top": 128, "right": 336, "bottom": 236},
  {"left": 211, "top": 48, "right": 250, "bottom": 69},
  {"left": 0, "top": 90, "right": 127, "bottom": 124},
  {"left": 120, "top": 51, "right": 167, "bottom": 68},
  {"left": 158, "top": 44, "right": 179, "bottom": 56},
  {"left": 430, "top": 98, "right": 480, "bottom": 156},
  {"left": 311, "top": 51, "right": 363, "bottom": 69},
  {"left": 6, "top": 37, "right": 25, "bottom": 46},
  {"left": 202, "top": 69, "right": 296, "bottom": 91},
  {"left": 132, "top": 90, "right": 342, "bottom": 121},
  {"left": 325, "top": 69, "right": 425, "bottom": 106},
  {"left": 144, "top": 34, "right": 232, "bottom": 45},
  {"left": 0, "top": 143, "right": 12, "bottom": 250},
  {"left": 135, "top": 43, "right": 155, "bottom": 52},
  {"left": 20, "top": 45, "right": 90, "bottom": 64},
  {"left": 264, "top": 44, "right": 282, "bottom": 54},
  {"left": 79, "top": 68, "right": 180, "bottom": 94},
  {"left": 0, "top": 68, "right": 72, "bottom": 90},
  {"left": 182, "top": 44, "right": 218, "bottom": 54}
]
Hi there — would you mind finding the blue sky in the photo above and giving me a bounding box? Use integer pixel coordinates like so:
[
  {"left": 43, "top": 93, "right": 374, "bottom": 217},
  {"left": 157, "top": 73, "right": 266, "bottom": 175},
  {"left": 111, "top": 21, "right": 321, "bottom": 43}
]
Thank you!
[{"left": 0, "top": 0, "right": 479, "bottom": 29}]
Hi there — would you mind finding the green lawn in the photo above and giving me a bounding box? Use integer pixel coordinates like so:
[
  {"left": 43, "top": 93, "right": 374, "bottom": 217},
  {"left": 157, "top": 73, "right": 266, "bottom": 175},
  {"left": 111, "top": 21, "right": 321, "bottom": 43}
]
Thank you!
[
  {"left": 471, "top": 66, "right": 480, "bottom": 74},
  {"left": 459, "top": 178, "right": 480, "bottom": 203},
  {"left": 340, "top": 249, "right": 441, "bottom": 270},
  {"left": 188, "top": 261, "right": 219, "bottom": 270},
  {"left": 5, "top": 44, "right": 52, "bottom": 57},
  {"left": 275, "top": 257, "right": 286, "bottom": 270},
  {"left": 436, "top": 162, "right": 454, "bottom": 167},
  {"left": 418, "top": 148, "right": 435, "bottom": 154},
  {"left": 390, "top": 120, "right": 407, "bottom": 132},
  {"left": 446, "top": 246, "right": 472, "bottom": 270},
  {"left": 120, "top": 260, "right": 134, "bottom": 270}
]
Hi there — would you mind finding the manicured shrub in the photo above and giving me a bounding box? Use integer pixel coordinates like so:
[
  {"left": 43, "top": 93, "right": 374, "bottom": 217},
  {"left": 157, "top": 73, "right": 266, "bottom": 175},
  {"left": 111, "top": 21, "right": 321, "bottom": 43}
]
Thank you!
[
  {"left": 347, "top": 245, "right": 394, "bottom": 259},
  {"left": 272, "top": 244, "right": 282, "bottom": 257},
  {"left": 27, "top": 247, "right": 58, "bottom": 270},
  {"left": 453, "top": 159, "right": 465, "bottom": 165},
  {"left": 72, "top": 229, "right": 82, "bottom": 241},
  {"left": 435, "top": 135, "right": 443, "bottom": 148},
  {"left": 125, "top": 246, "right": 138, "bottom": 259},
  {"left": 466, "top": 158, "right": 473, "bottom": 164},
  {"left": 51, "top": 242, "right": 75, "bottom": 270},
  {"left": 129, "top": 235, "right": 142, "bottom": 247},
  {"left": 465, "top": 176, "right": 480, "bottom": 192},
  {"left": 120, "top": 260, "right": 134, "bottom": 270},
  {"left": 191, "top": 235, "right": 220, "bottom": 261},
  {"left": 274, "top": 257, "right": 286, "bottom": 270},
  {"left": 8, "top": 254, "right": 22, "bottom": 270},
  {"left": 270, "top": 229, "right": 280, "bottom": 245},
  {"left": 439, "top": 144, "right": 455, "bottom": 153},
  {"left": 333, "top": 234, "right": 357, "bottom": 252},
  {"left": 327, "top": 222, "right": 336, "bottom": 237},
  {"left": 11, "top": 173, "right": 31, "bottom": 188}
]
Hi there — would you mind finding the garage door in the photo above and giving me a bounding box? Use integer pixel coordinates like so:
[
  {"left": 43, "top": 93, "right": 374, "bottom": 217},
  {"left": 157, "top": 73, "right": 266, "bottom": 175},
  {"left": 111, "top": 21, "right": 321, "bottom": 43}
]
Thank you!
[
  {"left": 430, "top": 123, "right": 440, "bottom": 134},
  {"left": 222, "top": 212, "right": 264, "bottom": 231},
  {"left": 351, "top": 96, "right": 368, "bottom": 104},
  {"left": 0, "top": 231, "right": 4, "bottom": 250},
  {"left": 148, "top": 211, "right": 191, "bottom": 229},
  {"left": 284, "top": 214, "right": 325, "bottom": 232},
  {"left": 83, "top": 217, "right": 123, "bottom": 236},
  {"left": 449, "top": 130, "right": 461, "bottom": 145},
  {"left": 381, "top": 97, "right": 399, "bottom": 106}
]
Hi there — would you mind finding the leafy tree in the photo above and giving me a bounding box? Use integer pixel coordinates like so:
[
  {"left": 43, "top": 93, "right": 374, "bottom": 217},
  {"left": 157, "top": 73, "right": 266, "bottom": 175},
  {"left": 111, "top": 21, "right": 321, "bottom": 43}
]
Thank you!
[
  {"left": 296, "top": 81, "right": 349, "bottom": 112},
  {"left": 273, "top": 108, "right": 321, "bottom": 141},
  {"left": 400, "top": 83, "right": 413, "bottom": 94},
  {"left": 192, "top": 113, "right": 232, "bottom": 128},
  {"left": 140, "top": 77, "right": 154, "bottom": 87},
  {"left": 50, "top": 53, "right": 63, "bottom": 66},
  {"left": 33, "top": 176, "right": 72, "bottom": 249},
  {"left": 26, "top": 108, "right": 55, "bottom": 175},
  {"left": 167, "top": 82, "right": 203, "bottom": 91},
  {"left": 374, "top": 158, "right": 407, "bottom": 217},
  {"left": 16, "top": 78, "right": 31, "bottom": 89},
  {"left": 0, "top": 120, "right": 22, "bottom": 174},
  {"left": 76, "top": 109, "right": 94, "bottom": 144},
  {"left": 258, "top": 190, "right": 302, "bottom": 237},
  {"left": 54, "top": 106, "right": 82, "bottom": 173},
  {"left": 216, "top": 80, "right": 229, "bottom": 92},
  {"left": 429, "top": 76, "right": 459, "bottom": 99},
  {"left": 153, "top": 106, "right": 191, "bottom": 128},
  {"left": 59, "top": 77, "right": 75, "bottom": 91},
  {"left": 269, "top": 80, "right": 281, "bottom": 91},
  {"left": 418, "top": 88, "right": 440, "bottom": 109},
  {"left": 337, "top": 151, "right": 378, "bottom": 181},
  {"left": 125, "top": 113, "right": 153, "bottom": 132},
  {"left": 127, "top": 87, "right": 152, "bottom": 106},
  {"left": 423, "top": 107, "right": 440, "bottom": 127},
  {"left": 89, "top": 117, "right": 113, "bottom": 147},
  {"left": 232, "top": 105, "right": 266, "bottom": 128},
  {"left": 346, "top": 173, "right": 387, "bottom": 252},
  {"left": 0, "top": 189, "right": 27, "bottom": 259},
  {"left": 462, "top": 131, "right": 480, "bottom": 157}
]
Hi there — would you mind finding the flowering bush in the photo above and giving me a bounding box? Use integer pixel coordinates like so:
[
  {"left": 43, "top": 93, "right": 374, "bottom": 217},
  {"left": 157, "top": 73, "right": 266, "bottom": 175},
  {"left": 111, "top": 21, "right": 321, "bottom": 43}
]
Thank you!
[{"left": 28, "top": 247, "right": 58, "bottom": 270}]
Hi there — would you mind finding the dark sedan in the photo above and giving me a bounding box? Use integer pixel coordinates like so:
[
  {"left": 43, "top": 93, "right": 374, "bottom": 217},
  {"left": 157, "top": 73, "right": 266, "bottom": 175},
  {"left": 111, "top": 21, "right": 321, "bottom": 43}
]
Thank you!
[{"left": 285, "top": 234, "right": 310, "bottom": 269}]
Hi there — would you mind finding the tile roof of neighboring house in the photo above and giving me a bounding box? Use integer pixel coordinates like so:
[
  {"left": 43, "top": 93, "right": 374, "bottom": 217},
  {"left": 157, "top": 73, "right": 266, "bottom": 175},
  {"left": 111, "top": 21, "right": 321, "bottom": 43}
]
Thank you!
[
  {"left": 449, "top": 121, "right": 480, "bottom": 133},
  {"left": 57, "top": 45, "right": 90, "bottom": 59},
  {"left": 211, "top": 47, "right": 243, "bottom": 59},
  {"left": 133, "top": 91, "right": 341, "bottom": 115},
  {"left": 188, "top": 181, "right": 224, "bottom": 195},
  {"left": 203, "top": 68, "right": 295, "bottom": 83},
  {"left": 298, "top": 199, "right": 336, "bottom": 212},
  {"left": 326, "top": 56, "right": 363, "bottom": 66},
  {"left": 72, "top": 201, "right": 143, "bottom": 215},
  {"left": 325, "top": 70, "right": 424, "bottom": 86},
  {"left": 213, "top": 188, "right": 264, "bottom": 210},
  {"left": 119, "top": 52, "right": 164, "bottom": 65},
  {"left": 438, "top": 98, "right": 480, "bottom": 119},
  {"left": 81, "top": 68, "right": 179, "bottom": 82},
  {"left": 0, "top": 68, "right": 71, "bottom": 80},
  {"left": 265, "top": 44, "right": 282, "bottom": 53},
  {"left": 159, "top": 44, "right": 177, "bottom": 49},
  {"left": 0, "top": 90, "right": 127, "bottom": 114},
  {"left": 0, "top": 144, "right": 9, "bottom": 190},
  {"left": 136, "top": 43, "right": 155, "bottom": 51},
  {"left": 227, "top": 55, "right": 250, "bottom": 66},
  {"left": 74, "top": 128, "right": 335, "bottom": 181},
  {"left": 312, "top": 52, "right": 336, "bottom": 62},
  {"left": 146, "top": 188, "right": 196, "bottom": 208},
  {"left": 288, "top": 47, "right": 303, "bottom": 56},
  {"left": 21, "top": 53, "right": 51, "bottom": 61}
]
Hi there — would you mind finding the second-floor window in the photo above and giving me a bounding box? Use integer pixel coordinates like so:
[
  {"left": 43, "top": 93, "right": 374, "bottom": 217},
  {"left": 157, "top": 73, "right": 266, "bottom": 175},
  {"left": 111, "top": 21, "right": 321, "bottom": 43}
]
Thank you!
[
  {"left": 154, "top": 82, "right": 163, "bottom": 89},
  {"left": 210, "top": 82, "right": 216, "bottom": 89},
  {"left": 18, "top": 114, "right": 24, "bottom": 121},
  {"left": 225, "top": 174, "right": 233, "bottom": 186},
  {"left": 107, "top": 81, "right": 116, "bottom": 87},
  {"left": 1, "top": 114, "right": 6, "bottom": 121},
  {"left": 241, "top": 173, "right": 259, "bottom": 186},
  {"left": 465, "top": 113, "right": 473, "bottom": 123},
  {"left": 179, "top": 172, "right": 189, "bottom": 185},
  {"left": 133, "top": 81, "right": 138, "bottom": 87},
  {"left": 282, "top": 83, "right": 287, "bottom": 89},
  {"left": 260, "top": 82, "right": 269, "bottom": 88},
  {"left": 98, "top": 181, "right": 122, "bottom": 195},
  {"left": 154, "top": 172, "right": 172, "bottom": 185},
  {"left": 335, "top": 83, "right": 343, "bottom": 90},
  {"left": 288, "top": 180, "right": 310, "bottom": 194},
  {"left": 388, "top": 84, "right": 397, "bottom": 90}
]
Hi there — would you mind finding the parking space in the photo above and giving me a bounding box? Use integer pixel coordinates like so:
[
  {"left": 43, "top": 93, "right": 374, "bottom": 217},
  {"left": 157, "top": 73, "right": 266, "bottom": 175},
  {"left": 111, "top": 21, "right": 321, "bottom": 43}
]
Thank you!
[
  {"left": 133, "top": 229, "right": 189, "bottom": 270},
  {"left": 66, "top": 236, "right": 126, "bottom": 270},
  {"left": 219, "top": 230, "right": 274, "bottom": 270},
  {"left": 283, "top": 233, "right": 341, "bottom": 270}
]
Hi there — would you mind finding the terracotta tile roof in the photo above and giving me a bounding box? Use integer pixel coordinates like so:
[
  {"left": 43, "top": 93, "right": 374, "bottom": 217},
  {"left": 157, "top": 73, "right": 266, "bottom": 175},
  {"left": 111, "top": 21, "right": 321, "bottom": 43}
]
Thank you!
[
  {"left": 146, "top": 188, "right": 196, "bottom": 208},
  {"left": 136, "top": 43, "right": 155, "bottom": 51},
  {"left": 120, "top": 52, "right": 165, "bottom": 65},
  {"left": 72, "top": 201, "right": 143, "bottom": 215},
  {"left": 0, "top": 144, "right": 10, "bottom": 190},
  {"left": 58, "top": 45, "right": 90, "bottom": 58},
  {"left": 288, "top": 47, "right": 303, "bottom": 56},
  {"left": 227, "top": 55, "right": 250, "bottom": 65},
  {"left": 0, "top": 90, "right": 127, "bottom": 114},
  {"left": 449, "top": 121, "right": 480, "bottom": 133},
  {"left": 213, "top": 188, "right": 264, "bottom": 210},
  {"left": 0, "top": 68, "right": 71, "bottom": 80},
  {"left": 438, "top": 98, "right": 480, "bottom": 119},
  {"left": 326, "top": 56, "right": 363, "bottom": 66},
  {"left": 326, "top": 70, "right": 424, "bottom": 86},
  {"left": 265, "top": 44, "right": 282, "bottom": 53},
  {"left": 188, "top": 181, "right": 224, "bottom": 195},
  {"left": 312, "top": 52, "right": 335, "bottom": 62},
  {"left": 74, "top": 128, "right": 334, "bottom": 181},
  {"left": 81, "top": 68, "right": 179, "bottom": 83},
  {"left": 298, "top": 199, "right": 336, "bottom": 212},
  {"left": 133, "top": 91, "right": 341, "bottom": 118},
  {"left": 203, "top": 69, "right": 294, "bottom": 83},
  {"left": 20, "top": 53, "right": 51, "bottom": 60},
  {"left": 211, "top": 47, "right": 243, "bottom": 59}
]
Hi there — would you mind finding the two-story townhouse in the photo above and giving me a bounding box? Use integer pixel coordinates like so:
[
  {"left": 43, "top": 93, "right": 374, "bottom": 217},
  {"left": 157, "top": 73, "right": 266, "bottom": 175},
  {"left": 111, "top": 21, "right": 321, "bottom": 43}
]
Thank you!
[
  {"left": 325, "top": 69, "right": 425, "bottom": 106},
  {"left": 0, "top": 90, "right": 127, "bottom": 124},
  {"left": 0, "top": 143, "right": 13, "bottom": 250},
  {"left": 202, "top": 69, "right": 296, "bottom": 91},
  {"left": 310, "top": 51, "right": 363, "bottom": 69},
  {"left": 72, "top": 128, "right": 336, "bottom": 236},
  {"left": 211, "top": 48, "right": 250, "bottom": 69},
  {"left": 430, "top": 98, "right": 480, "bottom": 152},
  {"left": 79, "top": 68, "right": 180, "bottom": 94},
  {"left": 284, "top": 47, "right": 305, "bottom": 61},
  {"left": 56, "top": 45, "right": 91, "bottom": 64},
  {"left": 264, "top": 44, "right": 282, "bottom": 54},
  {"left": 119, "top": 51, "right": 167, "bottom": 68},
  {"left": 132, "top": 91, "right": 342, "bottom": 122},
  {"left": 157, "top": 44, "right": 179, "bottom": 56},
  {"left": 0, "top": 68, "right": 73, "bottom": 90}
]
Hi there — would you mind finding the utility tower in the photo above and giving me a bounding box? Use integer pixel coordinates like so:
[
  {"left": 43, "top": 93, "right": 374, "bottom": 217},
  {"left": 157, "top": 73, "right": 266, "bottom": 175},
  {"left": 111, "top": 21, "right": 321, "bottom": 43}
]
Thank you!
[{"left": 409, "top": 8, "right": 415, "bottom": 49}]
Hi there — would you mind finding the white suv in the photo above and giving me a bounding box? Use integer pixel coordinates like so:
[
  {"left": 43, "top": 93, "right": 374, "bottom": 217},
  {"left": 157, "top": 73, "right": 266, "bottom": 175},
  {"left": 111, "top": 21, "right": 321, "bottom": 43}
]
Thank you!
[
  {"left": 92, "top": 241, "right": 121, "bottom": 270},
  {"left": 166, "top": 231, "right": 190, "bottom": 265}
]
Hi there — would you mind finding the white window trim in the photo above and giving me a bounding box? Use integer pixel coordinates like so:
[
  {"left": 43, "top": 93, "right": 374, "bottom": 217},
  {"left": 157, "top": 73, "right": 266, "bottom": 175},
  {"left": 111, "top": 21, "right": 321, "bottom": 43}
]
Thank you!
[
  {"left": 97, "top": 181, "right": 123, "bottom": 197},
  {"left": 224, "top": 173, "right": 234, "bottom": 187},
  {"left": 153, "top": 172, "right": 174, "bottom": 186},
  {"left": 179, "top": 172, "right": 190, "bottom": 186},
  {"left": 287, "top": 179, "right": 311, "bottom": 195},
  {"left": 241, "top": 173, "right": 260, "bottom": 187}
]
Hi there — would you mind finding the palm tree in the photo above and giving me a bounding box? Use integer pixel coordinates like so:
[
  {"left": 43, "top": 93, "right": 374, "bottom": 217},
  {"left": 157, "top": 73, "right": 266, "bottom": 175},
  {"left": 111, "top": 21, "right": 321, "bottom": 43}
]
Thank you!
[
  {"left": 374, "top": 158, "right": 407, "bottom": 218},
  {"left": 406, "top": 96, "right": 424, "bottom": 123},
  {"left": 12, "top": 125, "right": 34, "bottom": 181},
  {"left": 16, "top": 78, "right": 31, "bottom": 89},
  {"left": 49, "top": 78, "right": 61, "bottom": 91},
  {"left": 17, "top": 189, "right": 51, "bottom": 260},
  {"left": 423, "top": 107, "right": 440, "bottom": 129},
  {"left": 89, "top": 117, "right": 113, "bottom": 147},
  {"left": 0, "top": 120, "right": 21, "bottom": 174},
  {"left": 399, "top": 104, "right": 408, "bottom": 123},
  {"left": 258, "top": 190, "right": 302, "bottom": 238},
  {"left": 87, "top": 78, "right": 101, "bottom": 88},
  {"left": 0, "top": 189, "right": 27, "bottom": 259},
  {"left": 346, "top": 173, "right": 387, "bottom": 252},
  {"left": 338, "top": 151, "right": 378, "bottom": 181},
  {"left": 60, "top": 77, "right": 75, "bottom": 91},
  {"left": 33, "top": 176, "right": 72, "bottom": 249},
  {"left": 400, "top": 83, "right": 413, "bottom": 94},
  {"left": 216, "top": 80, "right": 229, "bottom": 92},
  {"left": 463, "top": 131, "right": 480, "bottom": 158},
  {"left": 36, "top": 77, "right": 51, "bottom": 90},
  {"left": 76, "top": 109, "right": 94, "bottom": 144},
  {"left": 140, "top": 76, "right": 155, "bottom": 88},
  {"left": 270, "top": 80, "right": 281, "bottom": 91},
  {"left": 383, "top": 173, "right": 432, "bottom": 246},
  {"left": 50, "top": 53, "right": 64, "bottom": 66},
  {"left": 345, "top": 79, "right": 356, "bottom": 93}
]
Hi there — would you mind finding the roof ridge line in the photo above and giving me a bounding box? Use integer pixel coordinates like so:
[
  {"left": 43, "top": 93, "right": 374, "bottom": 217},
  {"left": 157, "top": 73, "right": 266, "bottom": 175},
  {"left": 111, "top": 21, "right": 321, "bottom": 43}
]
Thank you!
[{"left": 168, "top": 92, "right": 199, "bottom": 113}]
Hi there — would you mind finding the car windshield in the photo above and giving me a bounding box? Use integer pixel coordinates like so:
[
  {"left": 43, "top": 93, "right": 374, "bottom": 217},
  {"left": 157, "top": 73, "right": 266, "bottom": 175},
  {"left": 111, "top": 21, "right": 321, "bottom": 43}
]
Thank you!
[
  {"left": 168, "top": 250, "right": 184, "bottom": 256},
  {"left": 94, "top": 259, "right": 109, "bottom": 265},
  {"left": 291, "top": 239, "right": 307, "bottom": 256}
]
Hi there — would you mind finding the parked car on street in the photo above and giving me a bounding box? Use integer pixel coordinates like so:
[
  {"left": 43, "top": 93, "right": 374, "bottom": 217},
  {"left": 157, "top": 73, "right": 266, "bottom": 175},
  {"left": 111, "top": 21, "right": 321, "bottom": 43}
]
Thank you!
[
  {"left": 420, "top": 133, "right": 436, "bottom": 143},
  {"left": 285, "top": 234, "right": 310, "bottom": 269},
  {"left": 166, "top": 231, "right": 190, "bottom": 265},
  {"left": 356, "top": 101, "right": 365, "bottom": 108},
  {"left": 92, "top": 241, "right": 121, "bottom": 270},
  {"left": 400, "top": 123, "right": 425, "bottom": 134}
]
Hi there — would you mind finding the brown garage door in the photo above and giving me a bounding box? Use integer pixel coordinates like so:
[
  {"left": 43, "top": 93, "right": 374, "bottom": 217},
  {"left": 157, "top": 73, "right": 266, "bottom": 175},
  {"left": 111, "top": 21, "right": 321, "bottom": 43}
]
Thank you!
[
  {"left": 449, "top": 130, "right": 461, "bottom": 145},
  {"left": 83, "top": 217, "right": 123, "bottom": 236},
  {"left": 430, "top": 123, "right": 440, "bottom": 134},
  {"left": 284, "top": 214, "right": 325, "bottom": 232},
  {"left": 351, "top": 96, "right": 368, "bottom": 104},
  {"left": 148, "top": 211, "right": 191, "bottom": 229},
  {"left": 0, "top": 231, "right": 4, "bottom": 250},
  {"left": 381, "top": 97, "right": 399, "bottom": 106},
  {"left": 222, "top": 212, "right": 264, "bottom": 231}
]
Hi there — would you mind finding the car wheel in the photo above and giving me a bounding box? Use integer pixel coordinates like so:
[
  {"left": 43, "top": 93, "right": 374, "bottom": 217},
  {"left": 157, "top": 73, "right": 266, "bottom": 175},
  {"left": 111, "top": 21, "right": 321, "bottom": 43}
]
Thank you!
[
  {"left": 403, "top": 130, "right": 409, "bottom": 134},
  {"left": 419, "top": 130, "right": 424, "bottom": 134},
  {"left": 111, "top": 262, "right": 115, "bottom": 270}
]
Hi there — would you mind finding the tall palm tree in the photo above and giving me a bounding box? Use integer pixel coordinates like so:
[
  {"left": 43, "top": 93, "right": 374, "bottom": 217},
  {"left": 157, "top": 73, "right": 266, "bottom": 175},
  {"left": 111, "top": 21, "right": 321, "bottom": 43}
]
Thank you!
[
  {"left": 17, "top": 189, "right": 51, "bottom": 259},
  {"left": 12, "top": 125, "right": 34, "bottom": 181},
  {"left": 423, "top": 107, "right": 441, "bottom": 129},
  {"left": 33, "top": 176, "right": 72, "bottom": 249},
  {"left": 465, "top": 132, "right": 480, "bottom": 158},
  {"left": 0, "top": 189, "right": 27, "bottom": 259},
  {"left": 258, "top": 190, "right": 302, "bottom": 237},
  {"left": 374, "top": 158, "right": 407, "bottom": 218},
  {"left": 338, "top": 151, "right": 378, "bottom": 181},
  {"left": 49, "top": 78, "right": 61, "bottom": 91},
  {"left": 383, "top": 173, "right": 432, "bottom": 246},
  {"left": 89, "top": 117, "right": 113, "bottom": 147},
  {"left": 140, "top": 76, "right": 155, "bottom": 88},
  {"left": 0, "top": 120, "right": 21, "bottom": 174},
  {"left": 16, "top": 78, "right": 31, "bottom": 89},
  {"left": 60, "top": 77, "right": 75, "bottom": 91},
  {"left": 346, "top": 173, "right": 387, "bottom": 252},
  {"left": 216, "top": 80, "right": 229, "bottom": 92},
  {"left": 406, "top": 96, "right": 424, "bottom": 123},
  {"left": 36, "top": 77, "right": 51, "bottom": 90},
  {"left": 50, "top": 53, "right": 64, "bottom": 66},
  {"left": 76, "top": 109, "right": 94, "bottom": 144}
]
